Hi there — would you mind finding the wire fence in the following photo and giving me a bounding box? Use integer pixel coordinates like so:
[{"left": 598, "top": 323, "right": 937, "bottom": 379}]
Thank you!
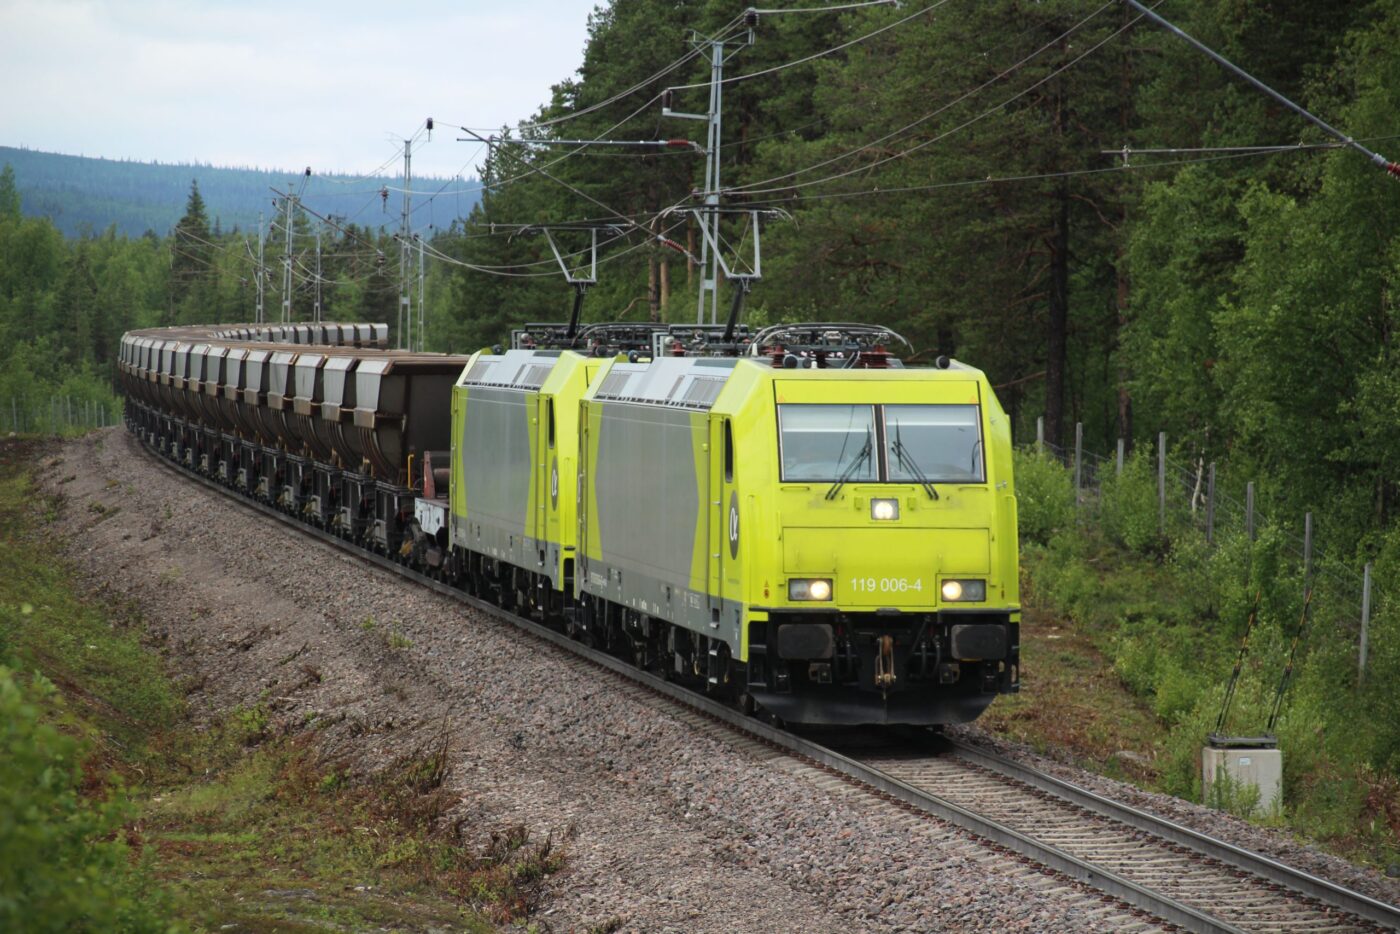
[
  {"left": 1031, "top": 419, "right": 1378, "bottom": 684},
  {"left": 2, "top": 395, "right": 119, "bottom": 437}
]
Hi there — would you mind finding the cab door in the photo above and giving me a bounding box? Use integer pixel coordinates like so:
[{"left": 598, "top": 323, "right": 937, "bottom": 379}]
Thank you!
[
  {"left": 706, "top": 415, "right": 738, "bottom": 625},
  {"left": 532, "top": 395, "right": 554, "bottom": 561},
  {"left": 706, "top": 414, "right": 725, "bottom": 624}
]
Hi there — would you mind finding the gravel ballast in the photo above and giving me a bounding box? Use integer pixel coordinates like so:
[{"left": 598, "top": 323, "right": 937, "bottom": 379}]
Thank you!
[{"left": 51, "top": 427, "right": 1385, "bottom": 931}]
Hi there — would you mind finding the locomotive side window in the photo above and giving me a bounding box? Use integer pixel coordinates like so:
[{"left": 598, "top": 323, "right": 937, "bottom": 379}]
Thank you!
[
  {"left": 778, "top": 404, "right": 877, "bottom": 482},
  {"left": 724, "top": 419, "right": 734, "bottom": 482},
  {"left": 547, "top": 399, "right": 556, "bottom": 448},
  {"left": 884, "top": 404, "right": 983, "bottom": 483}
]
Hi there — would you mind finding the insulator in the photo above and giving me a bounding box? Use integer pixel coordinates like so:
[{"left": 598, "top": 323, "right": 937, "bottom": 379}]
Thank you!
[
  {"left": 744, "top": 8, "right": 759, "bottom": 27},
  {"left": 426, "top": 117, "right": 434, "bottom": 131},
  {"left": 662, "top": 89, "right": 674, "bottom": 109}
]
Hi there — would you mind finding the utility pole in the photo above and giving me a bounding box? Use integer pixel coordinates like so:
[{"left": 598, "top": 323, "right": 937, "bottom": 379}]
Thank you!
[
  {"left": 399, "top": 139, "right": 413, "bottom": 350},
  {"left": 255, "top": 211, "right": 265, "bottom": 324},
  {"left": 280, "top": 191, "right": 295, "bottom": 324},
  {"left": 314, "top": 226, "right": 323, "bottom": 324},
  {"left": 698, "top": 40, "right": 723, "bottom": 326},
  {"left": 416, "top": 234, "right": 426, "bottom": 352},
  {"left": 664, "top": 15, "right": 755, "bottom": 324},
  {"left": 277, "top": 168, "right": 312, "bottom": 325}
]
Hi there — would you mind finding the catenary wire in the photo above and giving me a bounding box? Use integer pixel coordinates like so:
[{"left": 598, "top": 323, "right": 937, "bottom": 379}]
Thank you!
[
  {"left": 727, "top": 140, "right": 1352, "bottom": 209},
  {"left": 665, "top": 0, "right": 951, "bottom": 93},
  {"left": 723, "top": 0, "right": 1119, "bottom": 196}
]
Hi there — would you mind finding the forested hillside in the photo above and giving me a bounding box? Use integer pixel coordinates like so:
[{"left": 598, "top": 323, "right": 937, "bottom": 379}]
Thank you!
[
  {"left": 0, "top": 146, "right": 478, "bottom": 239},
  {"left": 432, "top": 0, "right": 1400, "bottom": 574}
]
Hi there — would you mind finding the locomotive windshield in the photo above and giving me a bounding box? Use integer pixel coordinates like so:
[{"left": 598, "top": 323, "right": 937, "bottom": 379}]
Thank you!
[
  {"left": 778, "top": 403, "right": 984, "bottom": 484},
  {"left": 885, "top": 404, "right": 984, "bottom": 483},
  {"left": 778, "top": 404, "right": 878, "bottom": 482}
]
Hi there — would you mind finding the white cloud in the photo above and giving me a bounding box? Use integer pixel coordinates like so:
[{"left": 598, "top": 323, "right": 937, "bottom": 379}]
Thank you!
[{"left": 0, "top": 0, "right": 594, "bottom": 176}]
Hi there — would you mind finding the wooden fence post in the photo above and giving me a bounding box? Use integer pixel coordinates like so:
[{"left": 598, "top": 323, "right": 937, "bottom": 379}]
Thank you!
[
  {"left": 1246, "top": 482, "right": 1256, "bottom": 542},
  {"left": 1158, "top": 431, "right": 1167, "bottom": 534},
  {"left": 1360, "top": 563, "right": 1372, "bottom": 685},
  {"left": 1074, "top": 422, "right": 1083, "bottom": 500},
  {"left": 1303, "top": 512, "right": 1313, "bottom": 586},
  {"left": 1206, "top": 462, "right": 1216, "bottom": 544}
]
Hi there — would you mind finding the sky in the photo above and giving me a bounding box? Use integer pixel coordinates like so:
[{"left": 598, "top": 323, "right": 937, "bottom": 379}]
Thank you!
[{"left": 0, "top": 0, "right": 597, "bottom": 179}]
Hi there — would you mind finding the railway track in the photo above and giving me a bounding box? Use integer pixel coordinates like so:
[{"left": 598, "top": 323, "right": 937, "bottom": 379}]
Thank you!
[
  {"left": 131, "top": 431, "right": 1400, "bottom": 934},
  {"left": 828, "top": 732, "right": 1398, "bottom": 933}
]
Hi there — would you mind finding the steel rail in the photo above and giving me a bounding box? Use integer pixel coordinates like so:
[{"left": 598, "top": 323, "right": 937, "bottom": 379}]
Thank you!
[
  {"left": 128, "top": 428, "right": 1388, "bottom": 934},
  {"left": 942, "top": 737, "right": 1400, "bottom": 931}
]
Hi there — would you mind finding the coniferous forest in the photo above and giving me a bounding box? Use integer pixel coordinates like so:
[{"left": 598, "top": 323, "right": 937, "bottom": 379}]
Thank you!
[{"left": 4, "top": 0, "right": 1400, "bottom": 864}]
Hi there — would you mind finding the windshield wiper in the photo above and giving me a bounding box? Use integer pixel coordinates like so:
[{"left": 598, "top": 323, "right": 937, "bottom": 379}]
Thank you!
[
  {"left": 892, "top": 421, "right": 939, "bottom": 500},
  {"left": 825, "top": 430, "right": 872, "bottom": 501}
]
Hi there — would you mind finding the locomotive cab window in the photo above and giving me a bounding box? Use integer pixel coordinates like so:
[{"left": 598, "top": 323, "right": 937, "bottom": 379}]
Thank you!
[
  {"left": 778, "top": 403, "right": 984, "bottom": 484},
  {"left": 778, "top": 404, "right": 877, "bottom": 482},
  {"left": 884, "top": 404, "right": 983, "bottom": 483}
]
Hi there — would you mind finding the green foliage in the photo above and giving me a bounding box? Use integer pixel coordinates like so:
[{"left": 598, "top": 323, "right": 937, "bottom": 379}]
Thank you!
[
  {"left": 0, "top": 165, "right": 19, "bottom": 221},
  {"left": 0, "top": 667, "right": 172, "bottom": 933},
  {"left": 1099, "top": 448, "right": 1163, "bottom": 556},
  {"left": 1012, "top": 449, "right": 1075, "bottom": 545},
  {"left": 1204, "top": 758, "right": 1265, "bottom": 820}
]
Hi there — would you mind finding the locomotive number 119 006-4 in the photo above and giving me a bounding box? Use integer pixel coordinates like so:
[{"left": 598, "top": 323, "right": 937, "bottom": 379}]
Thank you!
[{"left": 849, "top": 576, "right": 924, "bottom": 594}]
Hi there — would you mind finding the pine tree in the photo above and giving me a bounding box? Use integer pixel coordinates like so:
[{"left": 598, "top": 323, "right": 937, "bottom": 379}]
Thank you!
[
  {"left": 0, "top": 164, "right": 20, "bottom": 222},
  {"left": 170, "top": 179, "right": 213, "bottom": 312}
]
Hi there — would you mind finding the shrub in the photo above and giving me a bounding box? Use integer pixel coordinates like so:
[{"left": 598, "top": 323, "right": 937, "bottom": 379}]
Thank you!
[
  {"left": 1013, "top": 449, "right": 1075, "bottom": 545},
  {"left": 0, "top": 666, "right": 172, "bottom": 933},
  {"left": 1100, "top": 447, "right": 1164, "bottom": 556}
]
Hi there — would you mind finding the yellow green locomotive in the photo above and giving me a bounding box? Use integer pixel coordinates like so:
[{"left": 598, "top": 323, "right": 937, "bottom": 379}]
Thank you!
[
  {"left": 450, "top": 325, "right": 1020, "bottom": 725},
  {"left": 121, "top": 319, "right": 1018, "bottom": 726}
]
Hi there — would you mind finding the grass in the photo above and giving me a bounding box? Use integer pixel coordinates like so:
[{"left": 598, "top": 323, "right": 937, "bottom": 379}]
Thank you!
[
  {"left": 0, "top": 437, "right": 565, "bottom": 930},
  {"left": 980, "top": 600, "right": 1165, "bottom": 786},
  {"left": 0, "top": 446, "right": 183, "bottom": 762},
  {"left": 142, "top": 728, "right": 564, "bottom": 932}
]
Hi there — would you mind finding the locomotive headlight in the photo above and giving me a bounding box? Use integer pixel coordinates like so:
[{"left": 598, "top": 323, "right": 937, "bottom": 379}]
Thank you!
[
  {"left": 871, "top": 498, "right": 900, "bottom": 521},
  {"left": 789, "top": 578, "right": 833, "bottom": 601},
  {"left": 941, "top": 579, "right": 986, "bottom": 602}
]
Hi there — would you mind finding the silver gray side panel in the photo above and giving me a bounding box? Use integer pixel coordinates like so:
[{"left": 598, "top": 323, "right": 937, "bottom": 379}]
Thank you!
[{"left": 461, "top": 386, "right": 531, "bottom": 534}]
